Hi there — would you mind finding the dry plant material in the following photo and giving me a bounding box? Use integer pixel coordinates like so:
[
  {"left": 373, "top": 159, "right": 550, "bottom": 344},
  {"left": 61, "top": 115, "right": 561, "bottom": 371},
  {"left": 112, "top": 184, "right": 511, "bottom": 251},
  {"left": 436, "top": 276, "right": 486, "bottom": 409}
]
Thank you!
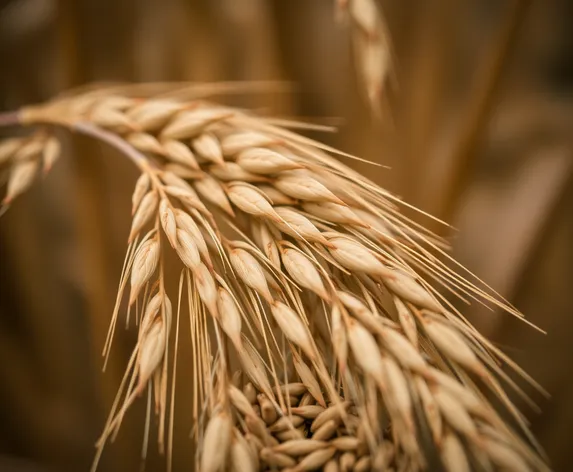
[
  {"left": 336, "top": 0, "right": 393, "bottom": 115},
  {"left": 0, "top": 83, "right": 549, "bottom": 471}
]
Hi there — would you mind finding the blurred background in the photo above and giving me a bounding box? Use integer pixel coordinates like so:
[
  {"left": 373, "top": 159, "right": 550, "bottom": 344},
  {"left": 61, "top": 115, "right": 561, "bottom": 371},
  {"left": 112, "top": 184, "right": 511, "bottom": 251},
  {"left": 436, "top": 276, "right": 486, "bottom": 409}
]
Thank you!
[{"left": 0, "top": 0, "right": 572, "bottom": 470}]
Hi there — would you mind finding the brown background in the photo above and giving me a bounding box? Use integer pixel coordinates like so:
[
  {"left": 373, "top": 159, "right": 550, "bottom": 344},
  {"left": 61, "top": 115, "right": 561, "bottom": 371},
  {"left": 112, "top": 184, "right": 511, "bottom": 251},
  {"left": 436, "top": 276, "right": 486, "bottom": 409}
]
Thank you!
[{"left": 0, "top": 0, "right": 572, "bottom": 470}]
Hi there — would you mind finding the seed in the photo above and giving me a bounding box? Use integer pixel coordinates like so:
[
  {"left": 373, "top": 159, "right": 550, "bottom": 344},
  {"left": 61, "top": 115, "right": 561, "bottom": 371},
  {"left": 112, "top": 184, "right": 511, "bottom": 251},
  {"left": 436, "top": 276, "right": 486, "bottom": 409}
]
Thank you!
[
  {"left": 42, "top": 136, "right": 61, "bottom": 173},
  {"left": 229, "top": 248, "right": 273, "bottom": 303},
  {"left": 260, "top": 448, "right": 297, "bottom": 468},
  {"left": 310, "top": 402, "right": 350, "bottom": 432},
  {"left": 231, "top": 433, "right": 257, "bottom": 472},
  {"left": 299, "top": 392, "right": 317, "bottom": 407},
  {"left": 394, "top": 297, "right": 418, "bottom": 350},
  {"left": 273, "top": 207, "right": 331, "bottom": 245},
  {"left": 295, "top": 446, "right": 336, "bottom": 471},
  {"left": 226, "top": 182, "right": 280, "bottom": 221},
  {"left": 275, "top": 428, "right": 306, "bottom": 441},
  {"left": 347, "top": 319, "right": 384, "bottom": 383},
  {"left": 337, "top": 291, "right": 384, "bottom": 335},
  {"left": 270, "top": 302, "right": 315, "bottom": 360},
  {"left": 430, "top": 368, "right": 491, "bottom": 420},
  {"left": 482, "top": 438, "right": 529, "bottom": 472},
  {"left": 127, "top": 132, "right": 164, "bottom": 155},
  {"left": 161, "top": 108, "right": 232, "bottom": 140},
  {"left": 274, "top": 383, "right": 308, "bottom": 397},
  {"left": 162, "top": 139, "right": 200, "bottom": 169},
  {"left": 159, "top": 199, "right": 177, "bottom": 248},
  {"left": 192, "top": 132, "right": 223, "bottom": 164},
  {"left": 221, "top": 132, "right": 277, "bottom": 156},
  {"left": 216, "top": 288, "right": 243, "bottom": 349},
  {"left": 331, "top": 304, "right": 348, "bottom": 372},
  {"left": 382, "top": 356, "right": 413, "bottom": 430},
  {"left": 384, "top": 270, "right": 442, "bottom": 311},
  {"left": 240, "top": 345, "right": 274, "bottom": 400},
  {"left": 414, "top": 376, "right": 442, "bottom": 445},
  {"left": 268, "top": 415, "right": 305, "bottom": 433},
  {"left": 379, "top": 327, "right": 429, "bottom": 375},
  {"left": 237, "top": 147, "right": 301, "bottom": 174},
  {"left": 129, "top": 190, "right": 158, "bottom": 242},
  {"left": 194, "top": 174, "right": 235, "bottom": 216},
  {"left": 339, "top": 451, "right": 356, "bottom": 471},
  {"left": 201, "top": 409, "right": 232, "bottom": 472},
  {"left": 164, "top": 163, "right": 202, "bottom": 179},
  {"left": 245, "top": 415, "right": 275, "bottom": 445},
  {"left": 281, "top": 247, "right": 329, "bottom": 300},
  {"left": 290, "top": 405, "right": 325, "bottom": 420},
  {"left": 132, "top": 173, "right": 150, "bottom": 214},
  {"left": 331, "top": 436, "right": 360, "bottom": 451},
  {"left": 302, "top": 202, "right": 366, "bottom": 227},
  {"left": 4, "top": 158, "right": 39, "bottom": 203},
  {"left": 433, "top": 388, "right": 479, "bottom": 442},
  {"left": 424, "top": 319, "right": 485, "bottom": 376},
  {"left": 258, "top": 394, "right": 278, "bottom": 425},
  {"left": 257, "top": 184, "right": 297, "bottom": 205},
  {"left": 91, "top": 106, "right": 134, "bottom": 131},
  {"left": 210, "top": 162, "right": 266, "bottom": 182},
  {"left": 274, "top": 439, "right": 327, "bottom": 456},
  {"left": 0, "top": 137, "right": 23, "bottom": 165},
  {"left": 172, "top": 230, "right": 201, "bottom": 272},
  {"left": 373, "top": 440, "right": 395, "bottom": 470},
  {"left": 244, "top": 382, "right": 257, "bottom": 404},
  {"left": 354, "top": 455, "right": 372, "bottom": 472},
  {"left": 229, "top": 385, "right": 257, "bottom": 418},
  {"left": 130, "top": 238, "right": 160, "bottom": 305},
  {"left": 274, "top": 172, "right": 343, "bottom": 203},
  {"left": 326, "top": 234, "right": 393, "bottom": 278},
  {"left": 324, "top": 459, "right": 339, "bottom": 472},
  {"left": 254, "top": 222, "right": 281, "bottom": 268},
  {"left": 441, "top": 432, "right": 470, "bottom": 472},
  {"left": 193, "top": 263, "right": 218, "bottom": 318},
  {"left": 138, "top": 317, "right": 166, "bottom": 389},
  {"left": 129, "top": 99, "right": 183, "bottom": 130},
  {"left": 173, "top": 209, "right": 210, "bottom": 264}
]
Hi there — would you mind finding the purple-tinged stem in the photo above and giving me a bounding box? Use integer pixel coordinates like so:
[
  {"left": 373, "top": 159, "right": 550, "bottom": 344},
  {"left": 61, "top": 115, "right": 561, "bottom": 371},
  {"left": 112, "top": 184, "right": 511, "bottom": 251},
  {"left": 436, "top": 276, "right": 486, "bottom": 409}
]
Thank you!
[{"left": 0, "top": 110, "right": 20, "bottom": 128}]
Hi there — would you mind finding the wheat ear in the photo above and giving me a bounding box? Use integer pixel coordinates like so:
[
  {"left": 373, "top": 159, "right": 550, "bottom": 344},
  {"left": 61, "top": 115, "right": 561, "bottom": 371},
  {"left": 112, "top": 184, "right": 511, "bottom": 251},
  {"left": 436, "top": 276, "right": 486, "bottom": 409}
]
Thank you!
[{"left": 0, "top": 83, "right": 549, "bottom": 471}]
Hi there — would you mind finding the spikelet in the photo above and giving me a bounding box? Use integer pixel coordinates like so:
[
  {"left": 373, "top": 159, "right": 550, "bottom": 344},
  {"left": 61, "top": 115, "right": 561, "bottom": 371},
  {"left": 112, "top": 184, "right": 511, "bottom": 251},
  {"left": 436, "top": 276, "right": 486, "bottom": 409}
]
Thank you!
[
  {"left": 137, "top": 316, "right": 166, "bottom": 391},
  {"left": 0, "top": 138, "right": 23, "bottom": 165},
  {"left": 274, "top": 172, "right": 343, "bottom": 203},
  {"left": 129, "top": 190, "right": 158, "bottom": 242},
  {"left": 4, "top": 158, "right": 39, "bottom": 203},
  {"left": 237, "top": 148, "right": 301, "bottom": 174},
  {"left": 283, "top": 248, "right": 330, "bottom": 301},
  {"left": 216, "top": 287, "right": 243, "bottom": 349},
  {"left": 42, "top": 136, "right": 61, "bottom": 173},
  {"left": 270, "top": 302, "right": 315, "bottom": 360},
  {"left": 227, "top": 182, "right": 280, "bottom": 221},
  {"left": 130, "top": 237, "right": 160, "bottom": 305},
  {"left": 201, "top": 409, "right": 232, "bottom": 472}
]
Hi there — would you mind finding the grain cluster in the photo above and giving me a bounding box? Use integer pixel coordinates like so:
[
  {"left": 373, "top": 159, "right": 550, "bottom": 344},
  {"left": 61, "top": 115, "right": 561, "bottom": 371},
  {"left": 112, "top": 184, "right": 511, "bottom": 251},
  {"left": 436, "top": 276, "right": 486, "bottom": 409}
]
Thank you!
[{"left": 0, "top": 83, "right": 548, "bottom": 471}]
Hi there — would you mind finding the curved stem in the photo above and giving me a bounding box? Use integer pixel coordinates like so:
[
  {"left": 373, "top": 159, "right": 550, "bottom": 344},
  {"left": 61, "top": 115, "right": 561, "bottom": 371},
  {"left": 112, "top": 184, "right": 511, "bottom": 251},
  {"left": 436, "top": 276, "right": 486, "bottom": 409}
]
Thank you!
[
  {"left": 0, "top": 110, "right": 20, "bottom": 128},
  {"left": 72, "top": 121, "right": 151, "bottom": 172},
  {"left": 0, "top": 108, "right": 154, "bottom": 174}
]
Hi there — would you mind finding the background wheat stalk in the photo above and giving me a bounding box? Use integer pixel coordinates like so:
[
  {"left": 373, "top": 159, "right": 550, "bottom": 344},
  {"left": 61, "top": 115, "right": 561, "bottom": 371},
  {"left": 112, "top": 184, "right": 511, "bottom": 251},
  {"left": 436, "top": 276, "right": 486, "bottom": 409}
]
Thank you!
[{"left": 0, "top": 82, "right": 549, "bottom": 472}]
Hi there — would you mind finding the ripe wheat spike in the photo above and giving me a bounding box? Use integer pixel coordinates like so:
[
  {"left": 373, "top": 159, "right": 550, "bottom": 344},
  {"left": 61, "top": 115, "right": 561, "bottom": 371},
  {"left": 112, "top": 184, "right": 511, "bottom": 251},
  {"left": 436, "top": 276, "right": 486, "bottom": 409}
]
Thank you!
[{"left": 0, "top": 82, "right": 549, "bottom": 471}]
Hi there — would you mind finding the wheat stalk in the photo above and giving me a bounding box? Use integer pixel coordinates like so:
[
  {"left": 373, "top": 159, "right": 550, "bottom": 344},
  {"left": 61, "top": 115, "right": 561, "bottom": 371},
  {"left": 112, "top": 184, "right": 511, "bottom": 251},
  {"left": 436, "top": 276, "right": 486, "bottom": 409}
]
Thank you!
[
  {"left": 336, "top": 0, "right": 393, "bottom": 116},
  {"left": 0, "top": 83, "right": 549, "bottom": 471}
]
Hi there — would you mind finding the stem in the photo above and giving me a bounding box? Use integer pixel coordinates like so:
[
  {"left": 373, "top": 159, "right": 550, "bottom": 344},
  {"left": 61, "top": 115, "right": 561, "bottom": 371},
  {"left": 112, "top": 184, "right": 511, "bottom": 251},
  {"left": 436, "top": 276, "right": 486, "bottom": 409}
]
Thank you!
[
  {"left": 0, "top": 108, "right": 154, "bottom": 174},
  {"left": 72, "top": 121, "right": 151, "bottom": 172},
  {"left": 0, "top": 110, "right": 20, "bottom": 128}
]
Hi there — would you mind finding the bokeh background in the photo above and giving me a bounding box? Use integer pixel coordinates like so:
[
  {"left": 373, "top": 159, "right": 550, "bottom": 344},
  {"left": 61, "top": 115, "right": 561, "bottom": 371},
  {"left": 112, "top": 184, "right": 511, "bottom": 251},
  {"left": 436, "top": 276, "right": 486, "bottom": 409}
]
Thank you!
[{"left": 0, "top": 0, "right": 572, "bottom": 470}]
